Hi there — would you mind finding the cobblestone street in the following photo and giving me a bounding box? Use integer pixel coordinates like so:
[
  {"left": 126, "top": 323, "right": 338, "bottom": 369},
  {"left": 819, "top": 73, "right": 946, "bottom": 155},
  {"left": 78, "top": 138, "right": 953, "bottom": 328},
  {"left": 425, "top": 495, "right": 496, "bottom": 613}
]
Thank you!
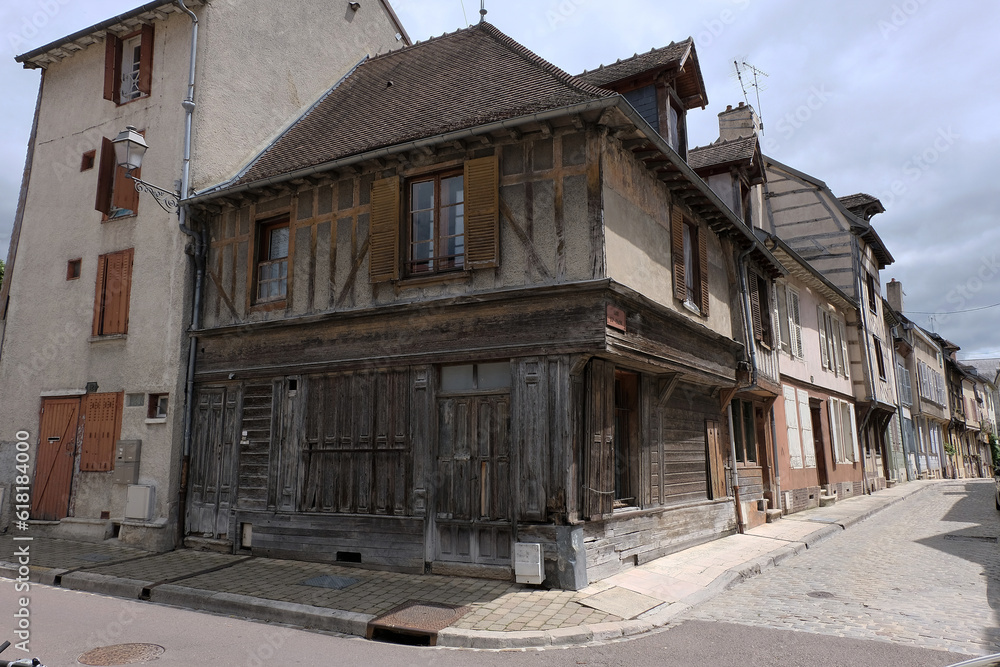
[{"left": 684, "top": 479, "right": 1000, "bottom": 656}]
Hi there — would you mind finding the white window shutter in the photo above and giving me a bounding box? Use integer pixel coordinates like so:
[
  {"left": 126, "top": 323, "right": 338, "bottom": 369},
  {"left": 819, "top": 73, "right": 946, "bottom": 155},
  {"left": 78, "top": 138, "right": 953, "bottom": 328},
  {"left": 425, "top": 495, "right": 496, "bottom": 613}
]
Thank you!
[
  {"left": 784, "top": 385, "right": 803, "bottom": 468},
  {"left": 828, "top": 399, "right": 841, "bottom": 463},
  {"left": 839, "top": 320, "right": 850, "bottom": 379},
  {"left": 798, "top": 389, "right": 816, "bottom": 468},
  {"left": 789, "top": 291, "right": 803, "bottom": 358},
  {"left": 817, "top": 307, "right": 829, "bottom": 370},
  {"left": 847, "top": 402, "right": 860, "bottom": 462}
]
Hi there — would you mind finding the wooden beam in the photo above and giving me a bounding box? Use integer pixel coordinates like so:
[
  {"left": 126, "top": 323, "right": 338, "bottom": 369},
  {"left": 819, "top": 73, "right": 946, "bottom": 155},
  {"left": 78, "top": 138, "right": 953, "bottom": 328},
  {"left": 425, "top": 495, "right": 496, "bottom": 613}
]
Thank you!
[
  {"left": 571, "top": 115, "right": 586, "bottom": 131},
  {"left": 719, "top": 386, "right": 739, "bottom": 412},
  {"left": 656, "top": 373, "right": 681, "bottom": 407}
]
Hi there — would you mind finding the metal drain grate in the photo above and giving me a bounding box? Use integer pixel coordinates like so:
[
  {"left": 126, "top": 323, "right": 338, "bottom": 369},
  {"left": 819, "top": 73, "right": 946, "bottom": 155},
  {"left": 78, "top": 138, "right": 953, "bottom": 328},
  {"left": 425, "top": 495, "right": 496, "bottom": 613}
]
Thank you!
[
  {"left": 78, "top": 643, "right": 165, "bottom": 665},
  {"left": 366, "top": 600, "right": 470, "bottom": 646},
  {"left": 807, "top": 591, "right": 836, "bottom": 599},
  {"left": 301, "top": 574, "right": 360, "bottom": 590}
]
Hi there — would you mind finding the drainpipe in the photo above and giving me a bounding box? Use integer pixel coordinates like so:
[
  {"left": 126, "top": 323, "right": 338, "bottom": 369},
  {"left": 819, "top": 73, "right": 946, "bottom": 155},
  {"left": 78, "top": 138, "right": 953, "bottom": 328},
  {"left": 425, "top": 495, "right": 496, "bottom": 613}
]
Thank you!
[
  {"left": 727, "top": 402, "right": 745, "bottom": 533},
  {"left": 175, "top": 0, "right": 201, "bottom": 548},
  {"left": 769, "top": 405, "right": 782, "bottom": 513},
  {"left": 736, "top": 245, "right": 758, "bottom": 387}
]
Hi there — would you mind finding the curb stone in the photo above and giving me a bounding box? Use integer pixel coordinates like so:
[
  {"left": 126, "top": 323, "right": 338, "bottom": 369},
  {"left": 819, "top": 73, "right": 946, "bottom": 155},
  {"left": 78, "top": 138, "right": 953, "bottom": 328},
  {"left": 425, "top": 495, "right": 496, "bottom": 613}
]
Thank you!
[{"left": 59, "top": 571, "right": 147, "bottom": 599}]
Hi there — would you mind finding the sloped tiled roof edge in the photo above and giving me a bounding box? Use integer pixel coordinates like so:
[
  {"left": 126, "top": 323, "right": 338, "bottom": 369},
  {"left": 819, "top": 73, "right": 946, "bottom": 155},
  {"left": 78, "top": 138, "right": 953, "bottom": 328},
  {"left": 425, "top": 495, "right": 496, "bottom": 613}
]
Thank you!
[
  {"left": 688, "top": 135, "right": 759, "bottom": 171},
  {"left": 576, "top": 39, "right": 692, "bottom": 87}
]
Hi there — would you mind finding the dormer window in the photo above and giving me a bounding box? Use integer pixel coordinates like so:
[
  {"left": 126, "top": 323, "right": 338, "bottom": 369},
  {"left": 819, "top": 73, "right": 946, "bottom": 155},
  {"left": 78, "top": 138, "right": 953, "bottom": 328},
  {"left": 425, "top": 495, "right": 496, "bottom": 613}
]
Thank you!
[{"left": 103, "top": 25, "right": 153, "bottom": 105}]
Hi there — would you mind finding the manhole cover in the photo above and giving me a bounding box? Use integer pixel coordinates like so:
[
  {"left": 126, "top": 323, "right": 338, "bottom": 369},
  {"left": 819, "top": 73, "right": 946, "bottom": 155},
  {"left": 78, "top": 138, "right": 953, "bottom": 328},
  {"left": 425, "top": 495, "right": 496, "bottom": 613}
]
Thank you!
[
  {"left": 301, "top": 574, "right": 360, "bottom": 590},
  {"left": 79, "top": 553, "right": 114, "bottom": 563},
  {"left": 78, "top": 643, "right": 164, "bottom": 665},
  {"left": 807, "top": 591, "right": 836, "bottom": 599},
  {"left": 366, "top": 600, "right": 469, "bottom": 646}
]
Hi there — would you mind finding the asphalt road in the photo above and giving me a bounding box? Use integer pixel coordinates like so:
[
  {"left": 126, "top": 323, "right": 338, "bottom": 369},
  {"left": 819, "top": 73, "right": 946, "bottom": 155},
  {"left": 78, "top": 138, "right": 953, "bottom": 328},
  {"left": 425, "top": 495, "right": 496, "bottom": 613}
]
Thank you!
[{"left": 1, "top": 479, "right": 994, "bottom": 666}]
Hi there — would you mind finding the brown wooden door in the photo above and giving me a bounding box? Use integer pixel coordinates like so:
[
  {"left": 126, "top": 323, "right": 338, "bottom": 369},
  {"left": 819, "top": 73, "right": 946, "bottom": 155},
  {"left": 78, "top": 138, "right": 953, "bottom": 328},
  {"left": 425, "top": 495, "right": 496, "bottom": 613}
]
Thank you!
[
  {"left": 435, "top": 394, "right": 512, "bottom": 565},
  {"left": 187, "top": 388, "right": 239, "bottom": 538},
  {"left": 32, "top": 397, "right": 82, "bottom": 521},
  {"left": 811, "top": 404, "right": 829, "bottom": 487}
]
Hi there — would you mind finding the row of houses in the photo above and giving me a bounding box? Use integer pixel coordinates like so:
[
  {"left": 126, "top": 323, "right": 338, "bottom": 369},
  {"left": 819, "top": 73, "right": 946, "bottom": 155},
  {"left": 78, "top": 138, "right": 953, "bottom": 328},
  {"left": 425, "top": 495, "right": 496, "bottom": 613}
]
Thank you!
[{"left": 0, "top": 2, "right": 995, "bottom": 590}]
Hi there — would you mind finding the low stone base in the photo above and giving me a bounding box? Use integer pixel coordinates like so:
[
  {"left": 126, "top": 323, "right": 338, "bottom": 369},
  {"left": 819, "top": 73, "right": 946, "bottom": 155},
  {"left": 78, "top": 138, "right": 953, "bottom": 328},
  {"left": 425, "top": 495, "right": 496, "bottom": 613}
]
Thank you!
[
  {"left": 26, "top": 518, "right": 112, "bottom": 543},
  {"left": 765, "top": 509, "right": 782, "bottom": 523},
  {"left": 819, "top": 494, "right": 837, "bottom": 507}
]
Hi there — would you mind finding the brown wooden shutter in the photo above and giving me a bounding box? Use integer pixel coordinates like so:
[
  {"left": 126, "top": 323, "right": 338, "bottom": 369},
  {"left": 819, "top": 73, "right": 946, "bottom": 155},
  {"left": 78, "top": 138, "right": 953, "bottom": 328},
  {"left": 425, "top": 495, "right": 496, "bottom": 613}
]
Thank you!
[
  {"left": 113, "top": 163, "right": 140, "bottom": 214},
  {"left": 705, "top": 419, "right": 727, "bottom": 500},
  {"left": 369, "top": 175, "right": 400, "bottom": 283},
  {"left": 103, "top": 33, "right": 122, "bottom": 102},
  {"left": 95, "top": 137, "right": 116, "bottom": 214},
  {"left": 92, "top": 254, "right": 108, "bottom": 336},
  {"left": 138, "top": 23, "right": 154, "bottom": 96},
  {"left": 584, "top": 358, "right": 615, "bottom": 519},
  {"left": 81, "top": 392, "right": 123, "bottom": 471},
  {"left": 748, "top": 270, "right": 762, "bottom": 342},
  {"left": 464, "top": 155, "right": 499, "bottom": 268},
  {"left": 671, "top": 207, "right": 686, "bottom": 302},
  {"left": 698, "top": 225, "right": 710, "bottom": 315}
]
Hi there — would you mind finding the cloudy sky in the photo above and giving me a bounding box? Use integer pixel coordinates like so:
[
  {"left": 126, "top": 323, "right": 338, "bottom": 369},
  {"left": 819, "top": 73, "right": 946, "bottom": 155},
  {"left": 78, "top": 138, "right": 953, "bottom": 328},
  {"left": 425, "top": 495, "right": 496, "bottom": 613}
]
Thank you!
[{"left": 1, "top": 0, "right": 997, "bottom": 359}]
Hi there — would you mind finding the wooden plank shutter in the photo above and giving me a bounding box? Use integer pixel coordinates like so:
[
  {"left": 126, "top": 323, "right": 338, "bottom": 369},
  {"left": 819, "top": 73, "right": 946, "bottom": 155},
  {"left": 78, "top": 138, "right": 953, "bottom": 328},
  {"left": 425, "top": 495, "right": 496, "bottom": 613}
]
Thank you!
[
  {"left": 95, "top": 137, "right": 116, "bottom": 214},
  {"left": 113, "top": 163, "right": 140, "bottom": 214},
  {"left": 698, "top": 226, "right": 710, "bottom": 315},
  {"left": 748, "top": 271, "right": 762, "bottom": 342},
  {"left": 584, "top": 359, "right": 615, "bottom": 519},
  {"left": 103, "top": 33, "right": 122, "bottom": 102},
  {"left": 464, "top": 155, "right": 499, "bottom": 268},
  {"left": 113, "top": 248, "right": 133, "bottom": 334},
  {"left": 798, "top": 389, "right": 816, "bottom": 468},
  {"left": 369, "top": 175, "right": 400, "bottom": 283},
  {"left": 817, "top": 307, "right": 829, "bottom": 370},
  {"left": 783, "top": 385, "right": 803, "bottom": 469},
  {"left": 671, "top": 207, "right": 685, "bottom": 302},
  {"left": 81, "top": 392, "right": 123, "bottom": 471},
  {"left": 92, "top": 254, "right": 108, "bottom": 336},
  {"left": 705, "top": 419, "right": 727, "bottom": 500},
  {"left": 138, "top": 24, "right": 154, "bottom": 96}
]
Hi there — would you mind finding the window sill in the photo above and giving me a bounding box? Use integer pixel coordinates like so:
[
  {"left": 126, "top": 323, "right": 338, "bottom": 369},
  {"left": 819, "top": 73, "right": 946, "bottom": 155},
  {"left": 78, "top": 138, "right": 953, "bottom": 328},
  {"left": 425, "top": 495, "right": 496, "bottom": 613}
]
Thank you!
[
  {"left": 89, "top": 334, "right": 127, "bottom": 343},
  {"left": 145, "top": 417, "right": 167, "bottom": 425},
  {"left": 682, "top": 299, "right": 702, "bottom": 316},
  {"left": 250, "top": 299, "right": 287, "bottom": 313},
  {"left": 397, "top": 270, "right": 472, "bottom": 289}
]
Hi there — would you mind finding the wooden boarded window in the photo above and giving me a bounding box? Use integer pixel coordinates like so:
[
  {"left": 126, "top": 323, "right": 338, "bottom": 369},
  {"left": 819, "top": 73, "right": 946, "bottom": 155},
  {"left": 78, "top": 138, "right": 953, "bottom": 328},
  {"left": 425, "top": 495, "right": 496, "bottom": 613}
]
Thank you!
[
  {"left": 671, "top": 207, "right": 709, "bottom": 315},
  {"left": 92, "top": 248, "right": 134, "bottom": 336},
  {"left": 103, "top": 24, "right": 154, "bottom": 104},
  {"left": 747, "top": 270, "right": 773, "bottom": 347},
  {"left": 81, "top": 392, "right": 124, "bottom": 472},
  {"left": 369, "top": 156, "right": 498, "bottom": 283},
  {"left": 95, "top": 136, "right": 141, "bottom": 218},
  {"left": 705, "top": 419, "right": 727, "bottom": 500},
  {"left": 584, "top": 359, "right": 615, "bottom": 519}
]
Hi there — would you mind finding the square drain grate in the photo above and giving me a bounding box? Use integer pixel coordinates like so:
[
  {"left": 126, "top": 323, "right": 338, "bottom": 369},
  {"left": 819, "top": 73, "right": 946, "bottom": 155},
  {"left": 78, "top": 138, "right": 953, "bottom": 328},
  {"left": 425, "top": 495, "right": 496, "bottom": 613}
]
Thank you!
[
  {"left": 366, "top": 600, "right": 470, "bottom": 646},
  {"left": 301, "top": 575, "right": 361, "bottom": 590}
]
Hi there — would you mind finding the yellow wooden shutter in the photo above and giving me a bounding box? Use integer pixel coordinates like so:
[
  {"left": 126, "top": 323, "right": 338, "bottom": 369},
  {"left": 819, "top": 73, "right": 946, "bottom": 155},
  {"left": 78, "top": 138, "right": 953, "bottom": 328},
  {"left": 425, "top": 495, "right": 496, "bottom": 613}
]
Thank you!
[
  {"left": 671, "top": 207, "right": 686, "bottom": 302},
  {"left": 369, "top": 175, "right": 400, "bottom": 283},
  {"left": 464, "top": 156, "right": 499, "bottom": 268}
]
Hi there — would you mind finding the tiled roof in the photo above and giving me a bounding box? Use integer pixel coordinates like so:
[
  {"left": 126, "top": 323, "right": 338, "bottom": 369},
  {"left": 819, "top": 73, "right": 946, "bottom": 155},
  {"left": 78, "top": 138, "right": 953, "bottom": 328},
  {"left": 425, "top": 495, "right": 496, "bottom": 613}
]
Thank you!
[
  {"left": 688, "top": 135, "right": 758, "bottom": 171},
  {"left": 235, "top": 23, "right": 612, "bottom": 186},
  {"left": 838, "top": 193, "right": 884, "bottom": 213},
  {"left": 577, "top": 40, "right": 692, "bottom": 87}
]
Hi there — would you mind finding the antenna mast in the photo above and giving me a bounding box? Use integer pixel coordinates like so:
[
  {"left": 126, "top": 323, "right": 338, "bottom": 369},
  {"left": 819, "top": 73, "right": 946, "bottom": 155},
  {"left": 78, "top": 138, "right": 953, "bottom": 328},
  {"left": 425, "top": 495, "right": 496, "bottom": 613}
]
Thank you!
[
  {"left": 479, "top": 0, "right": 487, "bottom": 23},
  {"left": 732, "top": 59, "right": 769, "bottom": 131}
]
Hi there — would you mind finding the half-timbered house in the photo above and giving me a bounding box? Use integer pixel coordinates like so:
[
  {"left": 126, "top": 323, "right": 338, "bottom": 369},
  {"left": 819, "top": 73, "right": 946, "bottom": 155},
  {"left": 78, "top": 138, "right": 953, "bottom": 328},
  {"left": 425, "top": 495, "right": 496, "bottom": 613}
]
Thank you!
[{"left": 181, "top": 24, "right": 783, "bottom": 588}]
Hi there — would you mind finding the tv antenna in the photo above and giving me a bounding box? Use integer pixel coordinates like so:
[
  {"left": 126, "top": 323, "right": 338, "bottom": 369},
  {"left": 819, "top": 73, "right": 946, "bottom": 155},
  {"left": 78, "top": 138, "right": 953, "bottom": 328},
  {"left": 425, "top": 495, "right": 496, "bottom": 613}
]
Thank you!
[
  {"left": 732, "top": 59, "right": 769, "bottom": 129},
  {"left": 479, "top": 0, "right": 488, "bottom": 23}
]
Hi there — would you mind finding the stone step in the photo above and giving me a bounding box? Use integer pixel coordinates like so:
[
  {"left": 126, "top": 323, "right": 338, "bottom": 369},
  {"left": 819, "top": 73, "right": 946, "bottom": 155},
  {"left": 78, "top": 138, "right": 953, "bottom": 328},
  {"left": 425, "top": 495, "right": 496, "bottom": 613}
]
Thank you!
[
  {"left": 819, "top": 494, "right": 837, "bottom": 507},
  {"left": 765, "top": 509, "right": 783, "bottom": 523}
]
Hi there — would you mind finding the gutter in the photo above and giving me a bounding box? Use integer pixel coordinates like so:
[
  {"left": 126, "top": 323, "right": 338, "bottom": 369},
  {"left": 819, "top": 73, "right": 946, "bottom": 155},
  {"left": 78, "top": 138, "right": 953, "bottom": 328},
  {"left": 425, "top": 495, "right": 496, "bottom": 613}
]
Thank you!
[{"left": 174, "top": 0, "right": 201, "bottom": 548}]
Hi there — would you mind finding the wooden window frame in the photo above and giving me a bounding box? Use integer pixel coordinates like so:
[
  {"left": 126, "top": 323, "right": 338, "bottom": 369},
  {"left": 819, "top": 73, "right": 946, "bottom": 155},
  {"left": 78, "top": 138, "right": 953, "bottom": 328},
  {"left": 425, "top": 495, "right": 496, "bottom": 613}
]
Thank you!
[
  {"left": 103, "top": 25, "right": 154, "bottom": 106},
  {"left": 92, "top": 248, "right": 134, "bottom": 337},
  {"left": 748, "top": 269, "right": 773, "bottom": 348},
  {"left": 730, "top": 398, "right": 757, "bottom": 465},
  {"left": 866, "top": 272, "right": 878, "bottom": 313},
  {"left": 873, "top": 335, "right": 887, "bottom": 380},
  {"left": 406, "top": 168, "right": 466, "bottom": 276},
  {"left": 254, "top": 216, "right": 290, "bottom": 305},
  {"left": 66, "top": 258, "right": 82, "bottom": 281},
  {"left": 612, "top": 370, "right": 639, "bottom": 510}
]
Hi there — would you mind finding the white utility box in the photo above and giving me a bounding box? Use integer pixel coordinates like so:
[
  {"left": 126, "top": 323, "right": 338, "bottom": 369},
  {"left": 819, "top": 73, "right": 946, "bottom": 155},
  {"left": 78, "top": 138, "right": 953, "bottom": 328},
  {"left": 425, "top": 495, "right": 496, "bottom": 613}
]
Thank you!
[
  {"left": 124, "top": 484, "right": 154, "bottom": 521},
  {"left": 514, "top": 542, "right": 544, "bottom": 585}
]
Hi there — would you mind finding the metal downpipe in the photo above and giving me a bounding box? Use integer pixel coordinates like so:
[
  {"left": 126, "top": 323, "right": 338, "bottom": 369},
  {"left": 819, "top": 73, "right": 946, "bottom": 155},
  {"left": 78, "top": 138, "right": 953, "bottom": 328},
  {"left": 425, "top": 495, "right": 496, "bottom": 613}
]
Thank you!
[{"left": 727, "top": 402, "right": 745, "bottom": 534}]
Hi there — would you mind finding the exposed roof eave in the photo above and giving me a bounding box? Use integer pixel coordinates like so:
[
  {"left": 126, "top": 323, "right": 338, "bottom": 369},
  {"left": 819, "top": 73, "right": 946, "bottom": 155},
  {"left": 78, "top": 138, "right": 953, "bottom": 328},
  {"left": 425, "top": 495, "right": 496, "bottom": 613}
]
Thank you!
[
  {"left": 15, "top": 0, "right": 204, "bottom": 69},
  {"left": 755, "top": 230, "right": 855, "bottom": 312}
]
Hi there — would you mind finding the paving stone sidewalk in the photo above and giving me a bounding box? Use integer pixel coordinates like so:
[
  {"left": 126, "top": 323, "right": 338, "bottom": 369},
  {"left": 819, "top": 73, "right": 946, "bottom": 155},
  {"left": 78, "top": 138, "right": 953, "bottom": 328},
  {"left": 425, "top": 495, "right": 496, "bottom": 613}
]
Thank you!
[{"left": 0, "top": 480, "right": 939, "bottom": 649}]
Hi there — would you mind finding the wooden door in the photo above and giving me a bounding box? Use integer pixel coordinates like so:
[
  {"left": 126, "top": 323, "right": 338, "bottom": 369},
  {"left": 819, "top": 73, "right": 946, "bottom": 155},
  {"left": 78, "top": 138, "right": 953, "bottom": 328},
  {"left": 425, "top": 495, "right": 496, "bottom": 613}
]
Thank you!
[
  {"left": 32, "top": 397, "right": 82, "bottom": 521},
  {"left": 187, "top": 388, "right": 239, "bottom": 538},
  {"left": 811, "top": 404, "right": 829, "bottom": 487},
  {"left": 435, "top": 394, "right": 512, "bottom": 565},
  {"left": 755, "top": 405, "right": 774, "bottom": 505}
]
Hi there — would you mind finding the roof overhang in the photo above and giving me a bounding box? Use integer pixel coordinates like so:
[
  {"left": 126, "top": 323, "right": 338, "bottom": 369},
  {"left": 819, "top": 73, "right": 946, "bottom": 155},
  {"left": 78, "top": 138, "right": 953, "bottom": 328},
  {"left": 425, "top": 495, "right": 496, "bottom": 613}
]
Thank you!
[
  {"left": 755, "top": 231, "right": 855, "bottom": 312},
  {"left": 15, "top": 0, "right": 206, "bottom": 70}
]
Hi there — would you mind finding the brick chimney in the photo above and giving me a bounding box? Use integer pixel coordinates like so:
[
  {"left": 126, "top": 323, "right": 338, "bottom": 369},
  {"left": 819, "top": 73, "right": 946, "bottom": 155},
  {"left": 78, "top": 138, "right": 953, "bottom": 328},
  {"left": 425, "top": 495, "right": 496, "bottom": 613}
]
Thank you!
[
  {"left": 718, "top": 102, "right": 762, "bottom": 142},
  {"left": 887, "top": 278, "right": 904, "bottom": 314}
]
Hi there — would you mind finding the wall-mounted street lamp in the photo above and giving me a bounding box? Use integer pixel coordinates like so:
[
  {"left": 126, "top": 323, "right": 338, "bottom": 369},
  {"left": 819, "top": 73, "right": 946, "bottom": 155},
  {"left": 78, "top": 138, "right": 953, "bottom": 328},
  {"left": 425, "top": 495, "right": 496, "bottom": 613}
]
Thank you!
[{"left": 112, "top": 126, "right": 181, "bottom": 214}]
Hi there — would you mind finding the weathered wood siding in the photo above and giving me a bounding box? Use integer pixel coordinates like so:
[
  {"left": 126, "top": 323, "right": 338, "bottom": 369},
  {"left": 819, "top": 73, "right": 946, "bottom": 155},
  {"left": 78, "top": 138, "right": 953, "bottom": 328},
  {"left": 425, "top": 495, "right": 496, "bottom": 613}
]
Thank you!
[{"left": 201, "top": 131, "right": 604, "bottom": 331}]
